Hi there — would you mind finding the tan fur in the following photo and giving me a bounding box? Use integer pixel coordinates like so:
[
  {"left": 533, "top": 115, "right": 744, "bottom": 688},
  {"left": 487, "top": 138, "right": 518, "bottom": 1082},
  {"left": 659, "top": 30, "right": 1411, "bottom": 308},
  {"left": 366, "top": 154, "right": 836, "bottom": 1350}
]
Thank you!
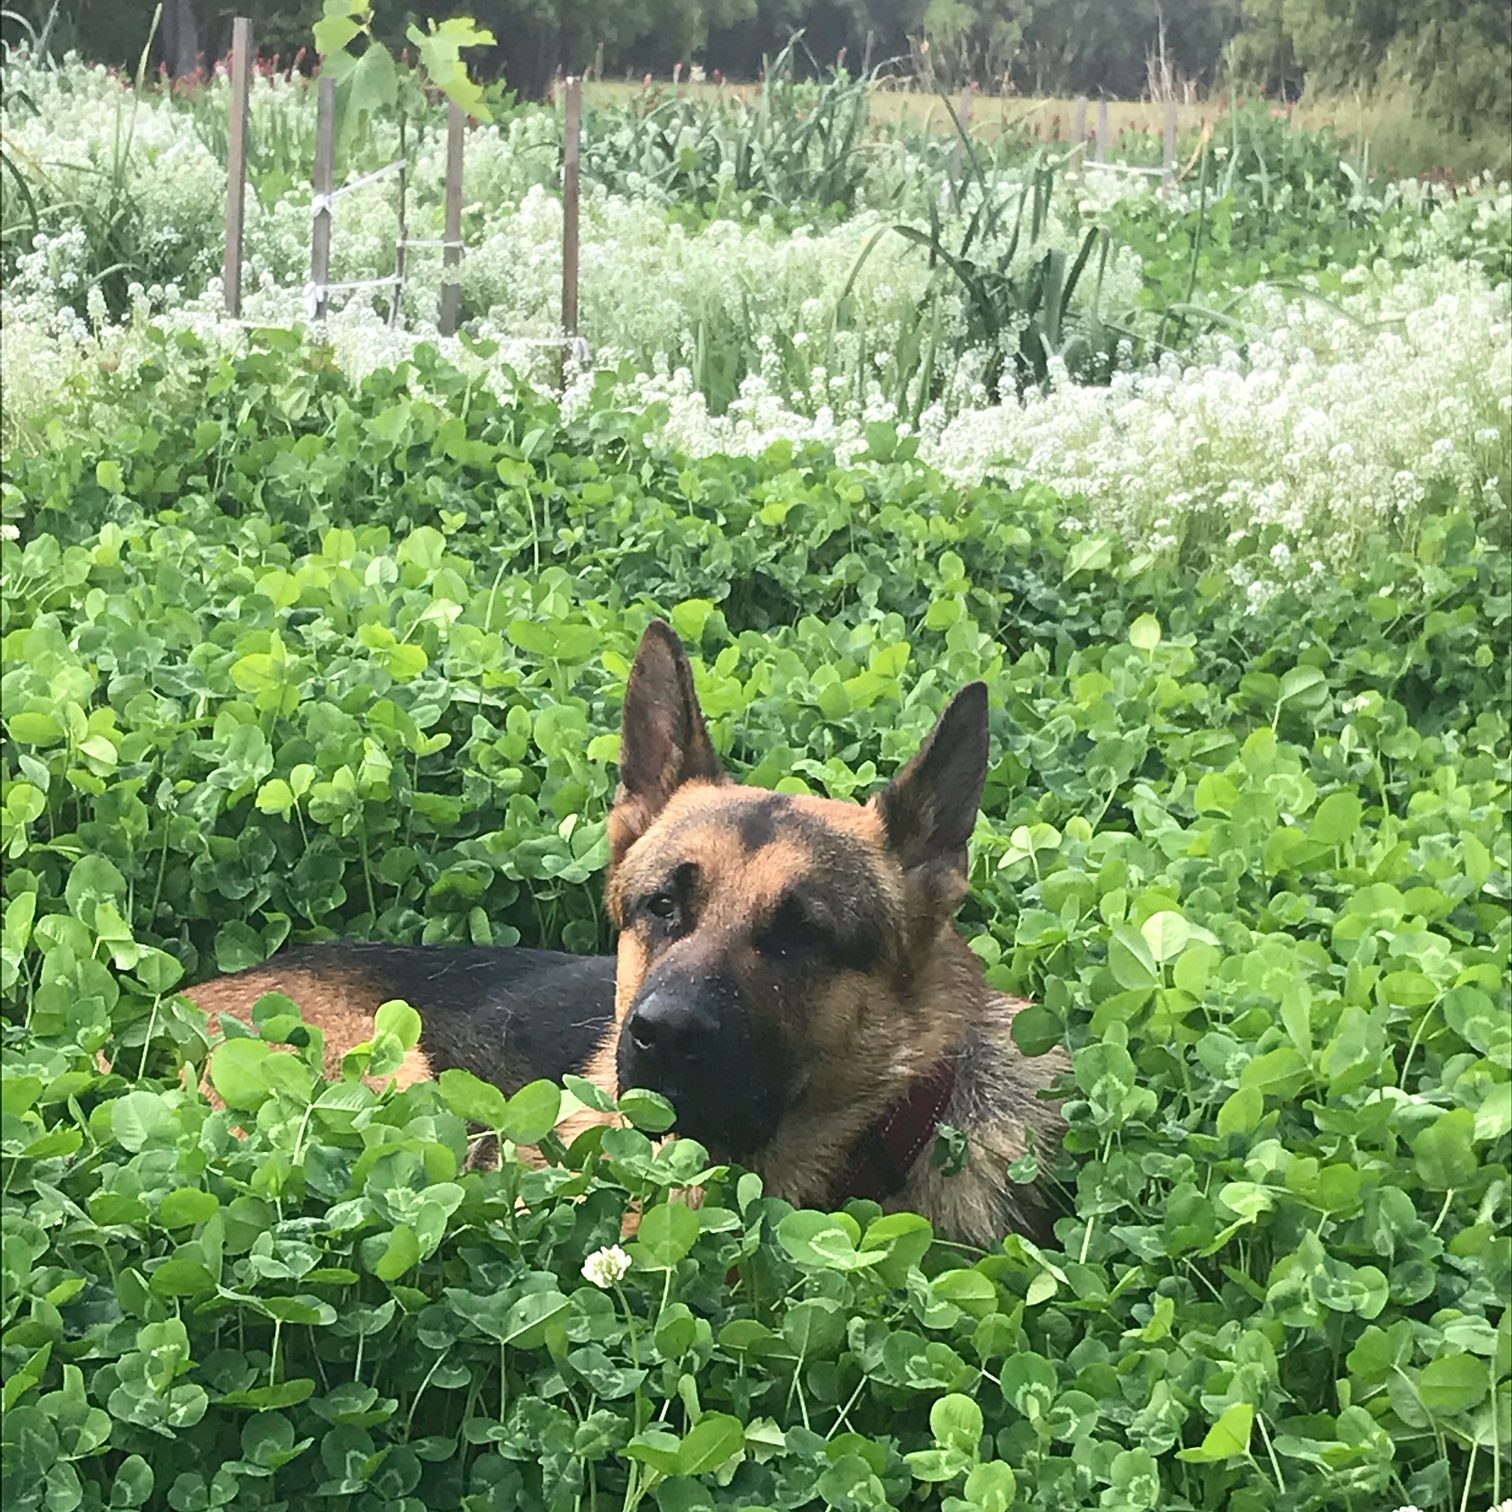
[
  {"left": 606, "top": 851, "right": 1067, "bottom": 1245},
  {"left": 883, "top": 995, "right": 1068, "bottom": 1242},
  {"left": 722, "top": 921, "right": 977, "bottom": 1212},
  {"left": 106, "top": 966, "right": 439, "bottom": 1113}
]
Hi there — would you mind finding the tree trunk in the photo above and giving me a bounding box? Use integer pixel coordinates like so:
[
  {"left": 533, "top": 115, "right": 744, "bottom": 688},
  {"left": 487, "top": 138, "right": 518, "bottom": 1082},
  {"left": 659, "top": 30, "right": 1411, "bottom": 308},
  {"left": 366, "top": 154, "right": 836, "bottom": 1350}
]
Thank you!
[{"left": 161, "top": 0, "right": 201, "bottom": 79}]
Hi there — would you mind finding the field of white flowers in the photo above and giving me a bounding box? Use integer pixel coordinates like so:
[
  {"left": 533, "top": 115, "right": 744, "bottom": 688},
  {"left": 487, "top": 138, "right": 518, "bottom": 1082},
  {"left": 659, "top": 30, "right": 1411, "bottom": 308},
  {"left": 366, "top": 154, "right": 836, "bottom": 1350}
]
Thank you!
[{"left": 3, "top": 45, "right": 1508, "bottom": 578}]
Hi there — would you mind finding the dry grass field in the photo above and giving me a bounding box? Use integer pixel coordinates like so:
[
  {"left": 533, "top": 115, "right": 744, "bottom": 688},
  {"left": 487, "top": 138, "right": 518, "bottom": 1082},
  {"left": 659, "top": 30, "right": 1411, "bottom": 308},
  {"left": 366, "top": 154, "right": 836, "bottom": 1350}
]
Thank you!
[{"left": 584, "top": 78, "right": 1508, "bottom": 179}]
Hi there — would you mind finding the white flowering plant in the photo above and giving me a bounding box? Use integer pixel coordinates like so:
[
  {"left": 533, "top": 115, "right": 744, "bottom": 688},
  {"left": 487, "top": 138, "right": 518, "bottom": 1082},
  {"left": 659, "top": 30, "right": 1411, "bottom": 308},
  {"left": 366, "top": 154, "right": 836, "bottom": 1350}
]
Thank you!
[
  {"left": 581, "top": 1243, "right": 633, "bottom": 1289},
  {"left": 5, "top": 47, "right": 1506, "bottom": 426}
]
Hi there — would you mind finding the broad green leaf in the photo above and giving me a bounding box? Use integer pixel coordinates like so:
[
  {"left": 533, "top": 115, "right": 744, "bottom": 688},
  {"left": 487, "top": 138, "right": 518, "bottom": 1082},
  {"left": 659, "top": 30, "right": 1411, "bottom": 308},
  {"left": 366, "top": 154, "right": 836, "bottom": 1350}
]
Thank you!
[
  {"left": 1277, "top": 666, "right": 1326, "bottom": 705},
  {"left": 159, "top": 1189, "right": 219, "bottom": 1229},
  {"left": 675, "top": 1413, "right": 745, "bottom": 1475},
  {"left": 618, "top": 1088, "right": 677, "bottom": 1133},
  {"left": 501, "top": 1079, "right": 562, "bottom": 1145},
  {"left": 374, "top": 1225, "right": 419, "bottom": 1281},
  {"left": 438, "top": 1068, "right": 510, "bottom": 1130},
  {"left": 625, "top": 1429, "right": 682, "bottom": 1476},
  {"left": 1065, "top": 536, "right": 1112, "bottom": 577},
  {"left": 777, "top": 1212, "right": 883, "bottom": 1272},
  {"left": 1178, "top": 1401, "right": 1254, "bottom": 1462},
  {"left": 1140, "top": 910, "right": 1190, "bottom": 963},
  {"left": 563, "top": 1073, "right": 617, "bottom": 1113},
  {"left": 209, "top": 1039, "right": 274, "bottom": 1112},
  {"left": 373, "top": 999, "right": 422, "bottom": 1051},
  {"left": 930, "top": 1392, "right": 983, "bottom": 1454},
  {"left": 1475, "top": 1083, "right": 1512, "bottom": 1143},
  {"left": 6, "top": 711, "right": 63, "bottom": 745},
  {"left": 1108, "top": 925, "right": 1159, "bottom": 990},
  {"left": 632, "top": 1203, "right": 701, "bottom": 1269},
  {"left": 109, "top": 1090, "right": 174, "bottom": 1152},
  {"left": 964, "top": 1461, "right": 1018, "bottom": 1512},
  {"left": 1417, "top": 1353, "right": 1489, "bottom": 1416},
  {"left": 1308, "top": 790, "right": 1362, "bottom": 847},
  {"left": 1239, "top": 1046, "right": 1308, "bottom": 1099},
  {"left": 1216, "top": 1087, "right": 1263, "bottom": 1137},
  {"left": 1412, "top": 1108, "right": 1478, "bottom": 1190}
]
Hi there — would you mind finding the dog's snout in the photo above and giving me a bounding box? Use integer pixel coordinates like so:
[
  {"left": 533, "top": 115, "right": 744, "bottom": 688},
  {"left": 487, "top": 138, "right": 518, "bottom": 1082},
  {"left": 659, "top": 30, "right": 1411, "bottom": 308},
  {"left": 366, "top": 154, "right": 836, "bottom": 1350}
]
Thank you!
[
  {"left": 616, "top": 971, "right": 782, "bottom": 1159},
  {"left": 625, "top": 990, "right": 716, "bottom": 1062}
]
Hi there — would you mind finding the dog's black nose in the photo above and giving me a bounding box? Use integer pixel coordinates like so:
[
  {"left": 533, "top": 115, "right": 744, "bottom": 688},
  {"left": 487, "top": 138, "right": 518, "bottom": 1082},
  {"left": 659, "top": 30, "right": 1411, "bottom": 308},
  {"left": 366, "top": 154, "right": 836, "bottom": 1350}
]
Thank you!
[{"left": 625, "top": 990, "right": 715, "bottom": 1064}]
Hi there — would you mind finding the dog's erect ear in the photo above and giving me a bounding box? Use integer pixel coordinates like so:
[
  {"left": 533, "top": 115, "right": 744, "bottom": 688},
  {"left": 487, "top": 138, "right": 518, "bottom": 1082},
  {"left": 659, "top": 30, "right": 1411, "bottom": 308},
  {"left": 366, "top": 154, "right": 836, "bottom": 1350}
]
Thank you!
[
  {"left": 609, "top": 620, "right": 727, "bottom": 866},
  {"left": 870, "top": 682, "right": 989, "bottom": 918}
]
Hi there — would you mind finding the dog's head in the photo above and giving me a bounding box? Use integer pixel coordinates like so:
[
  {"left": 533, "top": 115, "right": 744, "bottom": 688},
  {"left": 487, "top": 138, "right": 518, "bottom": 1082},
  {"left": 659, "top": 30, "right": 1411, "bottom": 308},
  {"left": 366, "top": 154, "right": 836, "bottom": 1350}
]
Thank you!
[{"left": 605, "top": 620, "right": 989, "bottom": 1161}]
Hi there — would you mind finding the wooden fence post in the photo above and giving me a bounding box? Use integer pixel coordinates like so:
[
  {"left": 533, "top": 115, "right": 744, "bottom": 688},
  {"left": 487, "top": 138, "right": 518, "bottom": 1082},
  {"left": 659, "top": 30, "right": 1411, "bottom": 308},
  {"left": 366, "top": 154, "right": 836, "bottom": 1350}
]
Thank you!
[
  {"left": 951, "top": 85, "right": 972, "bottom": 185},
  {"left": 438, "top": 101, "right": 464, "bottom": 336},
  {"left": 1163, "top": 98, "right": 1178, "bottom": 184},
  {"left": 1095, "top": 98, "right": 1108, "bottom": 163},
  {"left": 311, "top": 74, "right": 335, "bottom": 323},
  {"left": 562, "top": 75, "right": 582, "bottom": 370},
  {"left": 1071, "top": 96, "right": 1087, "bottom": 160},
  {"left": 223, "top": 16, "right": 253, "bottom": 317},
  {"left": 390, "top": 116, "right": 407, "bottom": 326}
]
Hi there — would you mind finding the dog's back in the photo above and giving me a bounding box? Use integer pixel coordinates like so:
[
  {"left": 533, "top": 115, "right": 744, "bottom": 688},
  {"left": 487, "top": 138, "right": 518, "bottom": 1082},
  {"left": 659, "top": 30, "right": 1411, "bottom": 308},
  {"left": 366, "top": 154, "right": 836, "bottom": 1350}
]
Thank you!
[{"left": 186, "top": 942, "right": 617, "bottom": 1095}]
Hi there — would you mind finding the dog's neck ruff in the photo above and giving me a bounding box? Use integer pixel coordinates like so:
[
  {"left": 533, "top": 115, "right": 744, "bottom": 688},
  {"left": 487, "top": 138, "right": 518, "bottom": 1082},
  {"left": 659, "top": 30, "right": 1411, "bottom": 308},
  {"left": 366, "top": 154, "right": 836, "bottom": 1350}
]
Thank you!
[{"left": 830, "top": 1059, "right": 958, "bottom": 1206}]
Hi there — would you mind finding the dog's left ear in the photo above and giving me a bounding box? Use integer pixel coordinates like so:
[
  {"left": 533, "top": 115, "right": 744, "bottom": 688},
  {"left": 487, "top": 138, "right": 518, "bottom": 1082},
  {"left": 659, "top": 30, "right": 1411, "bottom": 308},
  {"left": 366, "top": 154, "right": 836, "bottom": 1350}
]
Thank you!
[
  {"left": 871, "top": 682, "right": 989, "bottom": 918},
  {"left": 609, "top": 619, "right": 728, "bottom": 867}
]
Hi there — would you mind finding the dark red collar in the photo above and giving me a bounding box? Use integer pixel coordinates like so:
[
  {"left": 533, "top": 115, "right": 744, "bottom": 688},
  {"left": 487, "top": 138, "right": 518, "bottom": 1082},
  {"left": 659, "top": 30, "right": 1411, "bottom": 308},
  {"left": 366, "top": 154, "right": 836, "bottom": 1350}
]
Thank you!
[{"left": 830, "top": 1059, "right": 958, "bottom": 1207}]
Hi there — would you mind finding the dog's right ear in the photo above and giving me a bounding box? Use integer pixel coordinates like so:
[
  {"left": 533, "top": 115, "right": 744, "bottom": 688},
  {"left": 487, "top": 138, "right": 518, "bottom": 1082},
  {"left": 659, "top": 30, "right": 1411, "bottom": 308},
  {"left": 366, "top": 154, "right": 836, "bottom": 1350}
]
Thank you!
[{"left": 609, "top": 620, "right": 727, "bottom": 866}]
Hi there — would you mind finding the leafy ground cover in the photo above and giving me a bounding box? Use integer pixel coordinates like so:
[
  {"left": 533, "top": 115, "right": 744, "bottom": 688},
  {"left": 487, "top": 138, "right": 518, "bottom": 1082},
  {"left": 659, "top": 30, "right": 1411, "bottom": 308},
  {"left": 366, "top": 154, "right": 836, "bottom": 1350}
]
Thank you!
[{"left": 1, "top": 325, "right": 1509, "bottom": 1510}]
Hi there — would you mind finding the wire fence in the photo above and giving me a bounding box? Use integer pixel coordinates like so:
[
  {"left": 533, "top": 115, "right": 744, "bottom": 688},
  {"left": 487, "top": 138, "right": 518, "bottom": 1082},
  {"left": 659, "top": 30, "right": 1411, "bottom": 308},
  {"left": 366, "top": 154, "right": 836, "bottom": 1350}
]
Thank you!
[{"left": 221, "top": 22, "right": 589, "bottom": 381}]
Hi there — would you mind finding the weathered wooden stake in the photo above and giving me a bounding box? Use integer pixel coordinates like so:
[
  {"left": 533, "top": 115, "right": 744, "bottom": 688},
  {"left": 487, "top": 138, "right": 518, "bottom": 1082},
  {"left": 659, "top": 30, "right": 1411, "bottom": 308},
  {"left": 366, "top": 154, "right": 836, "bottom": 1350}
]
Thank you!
[
  {"left": 311, "top": 74, "right": 335, "bottom": 323},
  {"left": 562, "top": 75, "right": 582, "bottom": 372},
  {"left": 1095, "top": 98, "right": 1109, "bottom": 163},
  {"left": 223, "top": 16, "right": 253, "bottom": 317},
  {"left": 951, "top": 85, "right": 972, "bottom": 185},
  {"left": 390, "top": 115, "right": 408, "bottom": 327},
  {"left": 439, "top": 101, "right": 464, "bottom": 336},
  {"left": 1163, "top": 98, "right": 1178, "bottom": 184}
]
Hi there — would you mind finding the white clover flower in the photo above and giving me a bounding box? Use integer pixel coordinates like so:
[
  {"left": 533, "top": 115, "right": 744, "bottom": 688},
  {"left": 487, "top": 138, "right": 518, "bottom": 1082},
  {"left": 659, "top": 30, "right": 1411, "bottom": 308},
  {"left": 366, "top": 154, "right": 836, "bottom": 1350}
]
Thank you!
[{"left": 581, "top": 1245, "right": 632, "bottom": 1289}]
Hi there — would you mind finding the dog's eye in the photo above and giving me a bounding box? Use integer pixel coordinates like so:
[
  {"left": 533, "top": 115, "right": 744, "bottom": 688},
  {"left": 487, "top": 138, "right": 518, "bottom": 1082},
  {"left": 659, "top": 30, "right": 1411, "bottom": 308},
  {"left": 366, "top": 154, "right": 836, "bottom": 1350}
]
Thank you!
[
  {"left": 645, "top": 892, "right": 679, "bottom": 922},
  {"left": 756, "top": 895, "right": 829, "bottom": 957}
]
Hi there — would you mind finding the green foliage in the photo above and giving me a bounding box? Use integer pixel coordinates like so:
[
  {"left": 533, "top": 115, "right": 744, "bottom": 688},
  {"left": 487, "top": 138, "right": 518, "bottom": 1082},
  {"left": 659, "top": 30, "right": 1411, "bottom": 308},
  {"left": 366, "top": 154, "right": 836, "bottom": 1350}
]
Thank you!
[
  {"left": 0, "top": 9, "right": 174, "bottom": 315},
  {"left": 2, "top": 327, "right": 1509, "bottom": 1509},
  {"left": 315, "top": 0, "right": 496, "bottom": 159},
  {"left": 1231, "top": 0, "right": 1511, "bottom": 140},
  {"left": 890, "top": 150, "right": 1122, "bottom": 402},
  {"left": 583, "top": 37, "right": 874, "bottom": 226}
]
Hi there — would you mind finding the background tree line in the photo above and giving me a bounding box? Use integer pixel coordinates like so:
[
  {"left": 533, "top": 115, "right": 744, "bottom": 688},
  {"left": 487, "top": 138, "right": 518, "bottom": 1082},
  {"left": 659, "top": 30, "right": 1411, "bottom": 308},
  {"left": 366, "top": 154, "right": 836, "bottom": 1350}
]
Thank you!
[{"left": 8, "top": 0, "right": 1509, "bottom": 137}]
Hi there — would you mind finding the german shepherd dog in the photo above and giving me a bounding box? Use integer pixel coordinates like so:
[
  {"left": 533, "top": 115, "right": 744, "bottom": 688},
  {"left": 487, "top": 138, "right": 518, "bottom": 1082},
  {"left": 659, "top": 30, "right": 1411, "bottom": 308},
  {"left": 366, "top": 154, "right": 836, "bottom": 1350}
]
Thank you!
[{"left": 182, "top": 623, "right": 1068, "bottom": 1249}]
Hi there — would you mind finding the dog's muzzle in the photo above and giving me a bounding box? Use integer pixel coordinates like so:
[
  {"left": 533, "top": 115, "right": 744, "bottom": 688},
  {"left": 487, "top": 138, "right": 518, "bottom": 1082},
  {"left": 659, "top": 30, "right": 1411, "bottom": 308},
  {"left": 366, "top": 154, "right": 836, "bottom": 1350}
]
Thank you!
[{"left": 617, "top": 975, "right": 781, "bottom": 1158}]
